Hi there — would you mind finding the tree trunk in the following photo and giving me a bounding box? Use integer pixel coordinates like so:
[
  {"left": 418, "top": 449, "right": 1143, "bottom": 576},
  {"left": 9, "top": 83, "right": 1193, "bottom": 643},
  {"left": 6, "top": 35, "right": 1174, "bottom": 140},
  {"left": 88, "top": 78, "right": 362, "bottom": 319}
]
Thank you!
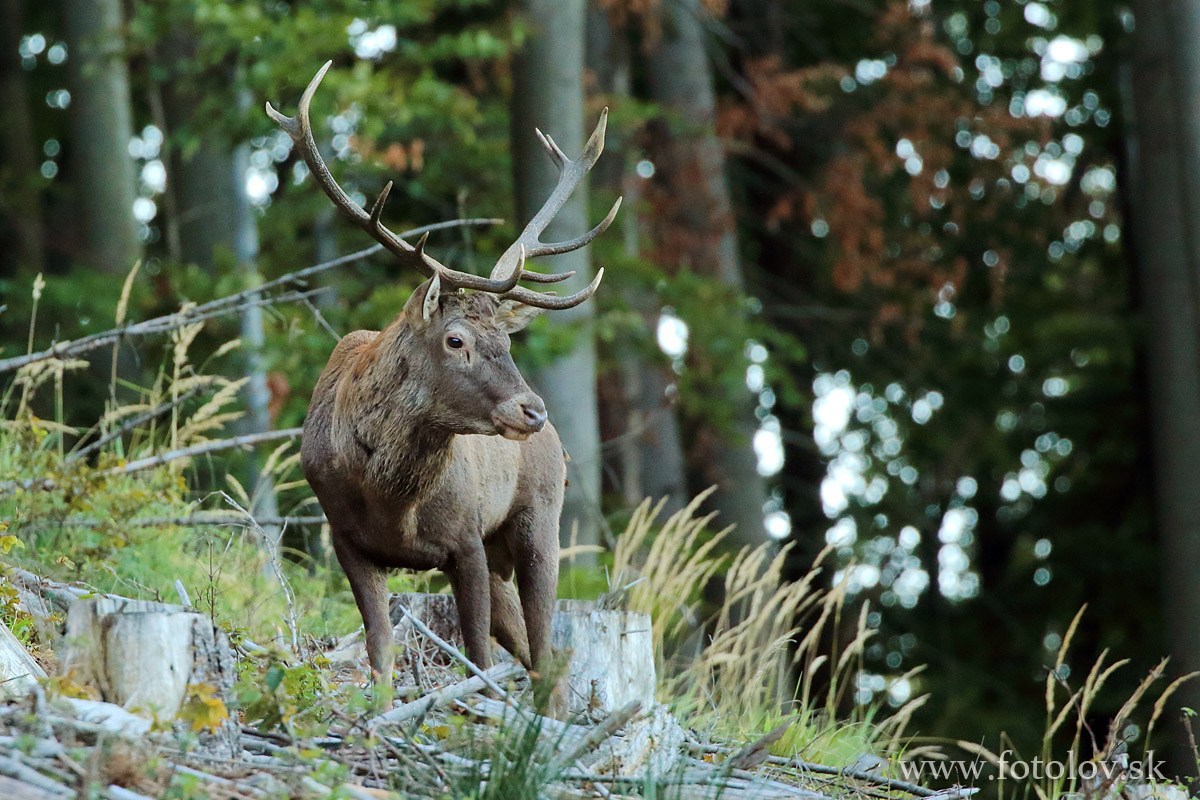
[
  {"left": 62, "top": 0, "right": 140, "bottom": 274},
  {"left": 162, "top": 60, "right": 280, "bottom": 531},
  {"left": 0, "top": 0, "right": 44, "bottom": 276},
  {"left": 512, "top": 0, "right": 603, "bottom": 560},
  {"left": 233, "top": 89, "right": 281, "bottom": 526},
  {"left": 645, "top": 1, "right": 767, "bottom": 550},
  {"left": 1127, "top": 0, "right": 1200, "bottom": 770},
  {"left": 586, "top": 7, "right": 689, "bottom": 514}
]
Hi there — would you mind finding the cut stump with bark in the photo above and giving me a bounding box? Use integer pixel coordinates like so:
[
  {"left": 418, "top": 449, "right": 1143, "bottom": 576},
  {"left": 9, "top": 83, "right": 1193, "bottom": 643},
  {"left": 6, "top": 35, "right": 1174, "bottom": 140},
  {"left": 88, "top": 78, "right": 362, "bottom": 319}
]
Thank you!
[
  {"left": 59, "top": 597, "right": 239, "bottom": 755},
  {"left": 389, "top": 592, "right": 467, "bottom": 667},
  {"left": 551, "top": 600, "right": 656, "bottom": 717}
]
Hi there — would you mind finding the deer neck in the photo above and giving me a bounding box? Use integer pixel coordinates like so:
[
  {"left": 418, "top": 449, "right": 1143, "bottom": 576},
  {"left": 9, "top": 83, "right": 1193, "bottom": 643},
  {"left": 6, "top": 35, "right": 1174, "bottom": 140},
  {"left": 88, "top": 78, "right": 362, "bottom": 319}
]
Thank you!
[{"left": 336, "top": 326, "right": 455, "bottom": 507}]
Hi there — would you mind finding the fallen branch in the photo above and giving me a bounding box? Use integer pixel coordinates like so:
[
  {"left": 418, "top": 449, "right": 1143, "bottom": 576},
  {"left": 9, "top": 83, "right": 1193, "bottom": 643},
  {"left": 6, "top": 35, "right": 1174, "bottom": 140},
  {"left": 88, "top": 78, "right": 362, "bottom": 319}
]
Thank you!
[
  {"left": 242, "top": 217, "right": 500, "bottom": 306},
  {"left": 545, "top": 700, "right": 642, "bottom": 776},
  {"left": 65, "top": 381, "right": 220, "bottom": 464},
  {"left": 0, "top": 218, "right": 499, "bottom": 376},
  {"left": 0, "top": 288, "right": 325, "bottom": 375},
  {"left": 368, "top": 662, "right": 524, "bottom": 728},
  {"left": 0, "top": 428, "right": 304, "bottom": 499},
  {"left": 689, "top": 740, "right": 941, "bottom": 798},
  {"left": 4, "top": 567, "right": 133, "bottom": 615},
  {"left": 0, "top": 752, "right": 74, "bottom": 797},
  {"left": 100, "top": 427, "right": 303, "bottom": 477},
  {"left": 21, "top": 515, "right": 327, "bottom": 531}
]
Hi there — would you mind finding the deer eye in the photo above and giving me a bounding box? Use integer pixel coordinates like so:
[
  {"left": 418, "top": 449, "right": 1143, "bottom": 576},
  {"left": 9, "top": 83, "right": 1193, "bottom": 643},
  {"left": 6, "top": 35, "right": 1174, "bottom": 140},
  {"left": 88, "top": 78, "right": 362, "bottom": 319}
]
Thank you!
[{"left": 446, "top": 335, "right": 464, "bottom": 350}]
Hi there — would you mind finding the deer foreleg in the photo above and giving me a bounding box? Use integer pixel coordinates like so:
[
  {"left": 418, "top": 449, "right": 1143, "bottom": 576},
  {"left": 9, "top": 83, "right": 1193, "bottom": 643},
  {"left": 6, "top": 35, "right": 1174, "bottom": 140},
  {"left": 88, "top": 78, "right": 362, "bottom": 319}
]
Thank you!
[
  {"left": 511, "top": 508, "right": 560, "bottom": 671},
  {"left": 447, "top": 542, "right": 492, "bottom": 669},
  {"left": 333, "top": 537, "right": 394, "bottom": 684}
]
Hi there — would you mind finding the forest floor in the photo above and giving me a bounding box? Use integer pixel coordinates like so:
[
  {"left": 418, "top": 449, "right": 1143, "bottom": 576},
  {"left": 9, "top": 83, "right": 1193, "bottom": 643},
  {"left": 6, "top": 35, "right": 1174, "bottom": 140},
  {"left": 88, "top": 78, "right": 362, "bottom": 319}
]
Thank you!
[{"left": 0, "top": 563, "right": 960, "bottom": 800}]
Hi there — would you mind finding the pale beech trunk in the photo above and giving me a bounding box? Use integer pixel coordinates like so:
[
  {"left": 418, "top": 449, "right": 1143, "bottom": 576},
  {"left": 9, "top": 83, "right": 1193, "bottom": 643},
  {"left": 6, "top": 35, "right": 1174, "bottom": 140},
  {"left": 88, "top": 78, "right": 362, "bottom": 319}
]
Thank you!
[
  {"left": 164, "top": 65, "right": 279, "bottom": 528},
  {"left": 63, "top": 0, "right": 140, "bottom": 274},
  {"left": 646, "top": 1, "right": 767, "bottom": 549},
  {"left": 513, "top": 0, "right": 602, "bottom": 559},
  {"left": 232, "top": 89, "right": 280, "bottom": 525},
  {"left": 1128, "top": 0, "right": 1200, "bottom": 767}
]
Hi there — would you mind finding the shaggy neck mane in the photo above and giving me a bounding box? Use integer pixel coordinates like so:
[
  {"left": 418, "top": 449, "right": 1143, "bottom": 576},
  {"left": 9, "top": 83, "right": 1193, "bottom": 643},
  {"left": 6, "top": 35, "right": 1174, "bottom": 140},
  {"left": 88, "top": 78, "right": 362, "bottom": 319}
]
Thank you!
[{"left": 337, "top": 319, "right": 455, "bottom": 507}]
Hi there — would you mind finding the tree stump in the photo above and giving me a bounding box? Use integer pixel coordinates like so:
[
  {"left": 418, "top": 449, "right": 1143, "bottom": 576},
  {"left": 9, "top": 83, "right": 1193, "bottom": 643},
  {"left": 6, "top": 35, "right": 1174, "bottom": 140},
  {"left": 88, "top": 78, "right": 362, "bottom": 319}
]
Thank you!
[
  {"left": 389, "top": 592, "right": 466, "bottom": 667},
  {"left": 59, "top": 597, "right": 238, "bottom": 755},
  {"left": 329, "top": 593, "right": 657, "bottom": 717},
  {"left": 0, "top": 617, "right": 45, "bottom": 697},
  {"left": 551, "top": 600, "right": 656, "bottom": 717}
]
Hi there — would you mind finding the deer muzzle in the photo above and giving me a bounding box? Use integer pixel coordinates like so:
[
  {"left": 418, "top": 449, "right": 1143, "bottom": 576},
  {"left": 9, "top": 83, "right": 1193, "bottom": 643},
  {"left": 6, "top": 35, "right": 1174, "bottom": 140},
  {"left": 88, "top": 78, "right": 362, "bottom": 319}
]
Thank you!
[{"left": 491, "top": 392, "right": 547, "bottom": 441}]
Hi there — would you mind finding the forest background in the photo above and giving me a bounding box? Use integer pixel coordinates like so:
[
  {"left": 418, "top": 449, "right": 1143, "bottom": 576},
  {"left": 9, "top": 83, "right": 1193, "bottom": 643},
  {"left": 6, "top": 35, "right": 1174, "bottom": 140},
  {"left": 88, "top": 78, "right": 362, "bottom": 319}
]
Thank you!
[{"left": 2, "top": 0, "right": 1198, "bottom": 782}]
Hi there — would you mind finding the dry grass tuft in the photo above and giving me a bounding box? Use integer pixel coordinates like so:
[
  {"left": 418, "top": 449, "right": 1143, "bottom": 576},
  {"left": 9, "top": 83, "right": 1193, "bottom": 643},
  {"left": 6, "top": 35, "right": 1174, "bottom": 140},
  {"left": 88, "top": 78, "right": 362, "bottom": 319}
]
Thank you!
[{"left": 610, "top": 488, "right": 923, "bottom": 764}]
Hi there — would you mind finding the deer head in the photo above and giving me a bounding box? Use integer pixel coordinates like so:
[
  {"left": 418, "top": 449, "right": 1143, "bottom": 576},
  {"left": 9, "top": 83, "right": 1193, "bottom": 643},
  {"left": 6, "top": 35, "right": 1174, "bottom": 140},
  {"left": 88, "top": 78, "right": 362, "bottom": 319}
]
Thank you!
[
  {"left": 395, "top": 285, "right": 548, "bottom": 439},
  {"left": 266, "top": 61, "right": 621, "bottom": 441}
]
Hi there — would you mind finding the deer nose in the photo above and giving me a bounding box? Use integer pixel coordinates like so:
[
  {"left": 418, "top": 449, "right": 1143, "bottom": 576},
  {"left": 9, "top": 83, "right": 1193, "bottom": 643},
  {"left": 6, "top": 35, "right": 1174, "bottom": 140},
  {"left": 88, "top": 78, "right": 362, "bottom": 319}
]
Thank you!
[
  {"left": 492, "top": 393, "right": 547, "bottom": 440},
  {"left": 521, "top": 398, "right": 547, "bottom": 429},
  {"left": 522, "top": 403, "right": 547, "bottom": 428}
]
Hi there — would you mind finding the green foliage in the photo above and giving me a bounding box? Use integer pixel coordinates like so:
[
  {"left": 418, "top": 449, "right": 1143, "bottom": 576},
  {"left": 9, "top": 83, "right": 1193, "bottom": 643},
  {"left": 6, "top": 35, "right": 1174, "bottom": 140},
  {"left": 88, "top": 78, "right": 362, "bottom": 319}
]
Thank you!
[
  {"left": 0, "top": 279, "right": 362, "bottom": 645},
  {"left": 720, "top": 0, "right": 1164, "bottom": 762},
  {"left": 235, "top": 654, "right": 342, "bottom": 736}
]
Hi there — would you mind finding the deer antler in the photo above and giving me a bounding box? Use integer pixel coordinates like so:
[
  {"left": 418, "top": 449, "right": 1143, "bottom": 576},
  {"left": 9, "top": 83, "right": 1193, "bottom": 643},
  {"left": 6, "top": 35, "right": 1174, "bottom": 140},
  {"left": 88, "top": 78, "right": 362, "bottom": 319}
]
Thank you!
[
  {"left": 267, "top": 61, "right": 606, "bottom": 306},
  {"left": 489, "top": 110, "right": 623, "bottom": 309}
]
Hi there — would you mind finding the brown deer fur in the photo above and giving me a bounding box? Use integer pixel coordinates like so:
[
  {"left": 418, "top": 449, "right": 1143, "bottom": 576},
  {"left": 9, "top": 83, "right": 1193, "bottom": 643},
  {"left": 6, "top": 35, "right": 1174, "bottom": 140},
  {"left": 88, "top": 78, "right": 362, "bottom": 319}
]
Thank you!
[
  {"left": 302, "top": 284, "right": 563, "bottom": 680},
  {"left": 270, "top": 62, "right": 618, "bottom": 683}
]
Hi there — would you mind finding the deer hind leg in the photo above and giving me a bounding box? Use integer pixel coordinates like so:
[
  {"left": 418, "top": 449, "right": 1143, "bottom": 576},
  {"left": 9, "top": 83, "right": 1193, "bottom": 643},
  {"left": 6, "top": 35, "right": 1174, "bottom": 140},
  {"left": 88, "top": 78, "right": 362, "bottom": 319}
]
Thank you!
[
  {"left": 332, "top": 536, "right": 393, "bottom": 685},
  {"left": 489, "top": 572, "right": 531, "bottom": 668},
  {"left": 510, "top": 507, "right": 560, "bottom": 672}
]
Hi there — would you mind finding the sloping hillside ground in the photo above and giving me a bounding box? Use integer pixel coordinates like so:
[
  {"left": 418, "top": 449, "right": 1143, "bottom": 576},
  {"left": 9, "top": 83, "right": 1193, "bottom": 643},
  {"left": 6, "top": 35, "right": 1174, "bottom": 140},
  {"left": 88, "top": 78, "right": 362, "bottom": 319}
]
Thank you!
[
  {"left": 0, "top": 276, "right": 931, "bottom": 799},
  {"left": 0, "top": 565, "right": 949, "bottom": 800},
  {"left": 0, "top": 275, "right": 1186, "bottom": 799}
]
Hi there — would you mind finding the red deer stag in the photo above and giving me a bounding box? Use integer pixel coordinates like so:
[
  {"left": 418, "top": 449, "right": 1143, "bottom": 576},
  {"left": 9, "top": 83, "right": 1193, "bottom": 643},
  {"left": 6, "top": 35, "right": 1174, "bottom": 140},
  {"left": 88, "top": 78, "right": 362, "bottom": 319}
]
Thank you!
[{"left": 267, "top": 62, "right": 620, "bottom": 682}]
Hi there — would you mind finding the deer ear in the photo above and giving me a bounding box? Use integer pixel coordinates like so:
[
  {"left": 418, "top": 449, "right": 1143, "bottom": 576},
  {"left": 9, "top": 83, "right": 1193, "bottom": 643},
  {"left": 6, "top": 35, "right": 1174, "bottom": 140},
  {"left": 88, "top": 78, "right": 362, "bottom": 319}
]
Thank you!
[
  {"left": 495, "top": 299, "right": 545, "bottom": 333},
  {"left": 403, "top": 274, "right": 442, "bottom": 327}
]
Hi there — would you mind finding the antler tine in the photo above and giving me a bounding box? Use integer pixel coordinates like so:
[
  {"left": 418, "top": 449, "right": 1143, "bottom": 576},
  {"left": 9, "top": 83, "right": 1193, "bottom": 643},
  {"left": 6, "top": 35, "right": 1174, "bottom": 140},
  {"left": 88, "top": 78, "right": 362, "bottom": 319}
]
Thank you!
[
  {"left": 268, "top": 63, "right": 531, "bottom": 295},
  {"left": 369, "top": 181, "right": 393, "bottom": 228},
  {"left": 489, "top": 108, "right": 621, "bottom": 301},
  {"left": 531, "top": 196, "right": 622, "bottom": 257},
  {"left": 521, "top": 268, "right": 577, "bottom": 284},
  {"left": 535, "top": 128, "right": 567, "bottom": 167},
  {"left": 501, "top": 267, "right": 605, "bottom": 310}
]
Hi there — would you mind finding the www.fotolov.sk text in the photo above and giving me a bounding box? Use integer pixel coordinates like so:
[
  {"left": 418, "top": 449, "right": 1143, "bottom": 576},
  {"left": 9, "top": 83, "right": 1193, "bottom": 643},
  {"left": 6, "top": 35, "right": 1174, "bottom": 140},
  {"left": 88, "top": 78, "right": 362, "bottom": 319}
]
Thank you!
[{"left": 898, "top": 751, "right": 1167, "bottom": 785}]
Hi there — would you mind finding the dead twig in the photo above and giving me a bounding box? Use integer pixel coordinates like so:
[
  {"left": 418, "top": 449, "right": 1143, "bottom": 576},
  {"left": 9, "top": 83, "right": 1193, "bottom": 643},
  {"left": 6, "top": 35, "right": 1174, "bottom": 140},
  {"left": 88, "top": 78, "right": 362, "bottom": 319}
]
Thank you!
[
  {"left": 544, "top": 700, "right": 642, "bottom": 776},
  {"left": 368, "top": 662, "right": 524, "bottom": 729},
  {"left": 0, "top": 288, "right": 325, "bottom": 375}
]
